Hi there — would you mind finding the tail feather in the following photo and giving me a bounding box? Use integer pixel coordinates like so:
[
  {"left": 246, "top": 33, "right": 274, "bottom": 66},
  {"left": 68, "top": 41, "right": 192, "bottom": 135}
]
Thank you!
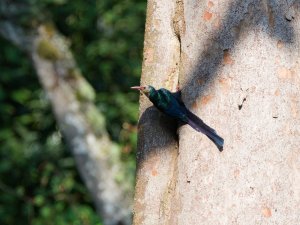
[{"left": 186, "top": 111, "right": 224, "bottom": 152}]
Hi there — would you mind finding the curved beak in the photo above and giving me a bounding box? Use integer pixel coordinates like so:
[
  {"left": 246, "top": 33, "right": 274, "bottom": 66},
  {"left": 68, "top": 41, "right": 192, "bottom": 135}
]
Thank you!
[{"left": 131, "top": 86, "right": 146, "bottom": 91}]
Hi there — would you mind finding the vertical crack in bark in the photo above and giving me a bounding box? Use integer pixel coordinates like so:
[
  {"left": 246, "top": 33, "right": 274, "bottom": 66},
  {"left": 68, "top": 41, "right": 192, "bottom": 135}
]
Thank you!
[
  {"left": 172, "top": 0, "right": 185, "bottom": 42},
  {"left": 157, "top": 1, "right": 186, "bottom": 224},
  {"left": 172, "top": 0, "right": 185, "bottom": 90}
]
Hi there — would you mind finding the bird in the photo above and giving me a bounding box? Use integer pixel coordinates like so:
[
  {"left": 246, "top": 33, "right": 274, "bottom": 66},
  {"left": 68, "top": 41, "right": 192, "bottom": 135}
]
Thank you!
[{"left": 131, "top": 85, "right": 224, "bottom": 151}]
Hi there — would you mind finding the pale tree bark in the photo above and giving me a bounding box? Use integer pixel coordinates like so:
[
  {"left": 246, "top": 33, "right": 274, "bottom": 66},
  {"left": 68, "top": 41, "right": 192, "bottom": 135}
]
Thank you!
[
  {"left": 134, "top": 0, "right": 300, "bottom": 224},
  {"left": 0, "top": 3, "right": 132, "bottom": 225}
]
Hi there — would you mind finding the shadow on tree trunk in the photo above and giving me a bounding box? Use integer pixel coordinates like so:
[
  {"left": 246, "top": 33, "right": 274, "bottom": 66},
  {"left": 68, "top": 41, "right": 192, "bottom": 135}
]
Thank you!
[{"left": 182, "top": 0, "right": 297, "bottom": 107}]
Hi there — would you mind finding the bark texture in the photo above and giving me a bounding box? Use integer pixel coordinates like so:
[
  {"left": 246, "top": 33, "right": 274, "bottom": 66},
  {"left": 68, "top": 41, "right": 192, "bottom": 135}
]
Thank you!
[
  {"left": 133, "top": 0, "right": 180, "bottom": 224},
  {"left": 0, "top": 3, "right": 132, "bottom": 225},
  {"left": 134, "top": 0, "right": 300, "bottom": 224}
]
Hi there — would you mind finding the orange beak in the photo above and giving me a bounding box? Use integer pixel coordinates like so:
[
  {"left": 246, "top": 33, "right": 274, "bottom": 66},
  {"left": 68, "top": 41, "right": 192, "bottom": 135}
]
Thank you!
[{"left": 131, "top": 86, "right": 146, "bottom": 91}]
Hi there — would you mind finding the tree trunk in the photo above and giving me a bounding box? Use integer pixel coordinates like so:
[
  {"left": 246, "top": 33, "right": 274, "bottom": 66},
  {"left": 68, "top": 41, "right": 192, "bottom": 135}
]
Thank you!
[
  {"left": 0, "top": 4, "right": 132, "bottom": 225},
  {"left": 134, "top": 0, "right": 300, "bottom": 224}
]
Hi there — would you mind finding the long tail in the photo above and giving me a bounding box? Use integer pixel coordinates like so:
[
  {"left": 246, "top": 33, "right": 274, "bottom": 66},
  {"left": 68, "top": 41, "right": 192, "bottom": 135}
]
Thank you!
[{"left": 186, "top": 110, "right": 224, "bottom": 152}]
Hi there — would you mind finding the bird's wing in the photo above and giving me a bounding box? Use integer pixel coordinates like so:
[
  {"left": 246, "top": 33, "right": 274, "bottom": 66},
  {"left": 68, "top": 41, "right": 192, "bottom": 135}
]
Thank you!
[
  {"left": 157, "top": 89, "right": 188, "bottom": 121},
  {"left": 155, "top": 88, "right": 171, "bottom": 109},
  {"left": 171, "top": 90, "right": 183, "bottom": 104}
]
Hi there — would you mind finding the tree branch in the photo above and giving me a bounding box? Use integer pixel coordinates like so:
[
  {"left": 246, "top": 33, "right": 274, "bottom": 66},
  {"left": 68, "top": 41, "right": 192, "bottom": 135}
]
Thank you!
[{"left": 0, "top": 5, "right": 132, "bottom": 225}]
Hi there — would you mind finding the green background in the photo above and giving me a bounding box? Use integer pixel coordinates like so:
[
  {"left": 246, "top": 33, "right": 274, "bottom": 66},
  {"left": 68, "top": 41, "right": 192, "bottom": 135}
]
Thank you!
[{"left": 0, "top": 0, "right": 146, "bottom": 224}]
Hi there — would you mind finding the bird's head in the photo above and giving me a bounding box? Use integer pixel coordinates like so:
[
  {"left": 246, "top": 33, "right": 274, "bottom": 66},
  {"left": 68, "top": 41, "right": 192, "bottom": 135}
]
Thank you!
[{"left": 131, "top": 85, "right": 155, "bottom": 97}]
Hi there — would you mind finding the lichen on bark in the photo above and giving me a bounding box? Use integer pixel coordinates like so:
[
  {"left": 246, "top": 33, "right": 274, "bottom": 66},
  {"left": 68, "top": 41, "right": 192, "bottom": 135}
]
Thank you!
[{"left": 37, "top": 38, "right": 61, "bottom": 60}]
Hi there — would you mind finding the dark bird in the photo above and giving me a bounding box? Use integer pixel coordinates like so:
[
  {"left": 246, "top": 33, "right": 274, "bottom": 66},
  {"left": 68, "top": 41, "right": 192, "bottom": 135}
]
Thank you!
[{"left": 131, "top": 85, "right": 224, "bottom": 151}]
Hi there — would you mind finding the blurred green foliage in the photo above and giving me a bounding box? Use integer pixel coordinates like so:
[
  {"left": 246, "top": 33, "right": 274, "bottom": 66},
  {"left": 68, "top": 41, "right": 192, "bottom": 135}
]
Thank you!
[{"left": 0, "top": 0, "right": 146, "bottom": 224}]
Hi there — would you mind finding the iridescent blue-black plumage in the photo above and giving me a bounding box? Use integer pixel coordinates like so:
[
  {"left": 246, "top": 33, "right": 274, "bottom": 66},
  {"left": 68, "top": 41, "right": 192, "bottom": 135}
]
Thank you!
[
  {"left": 148, "top": 87, "right": 189, "bottom": 122},
  {"left": 132, "top": 85, "right": 224, "bottom": 151}
]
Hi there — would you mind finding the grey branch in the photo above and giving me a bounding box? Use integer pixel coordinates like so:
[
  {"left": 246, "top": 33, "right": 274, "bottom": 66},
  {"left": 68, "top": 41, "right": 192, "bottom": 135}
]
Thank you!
[{"left": 0, "top": 5, "right": 132, "bottom": 225}]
